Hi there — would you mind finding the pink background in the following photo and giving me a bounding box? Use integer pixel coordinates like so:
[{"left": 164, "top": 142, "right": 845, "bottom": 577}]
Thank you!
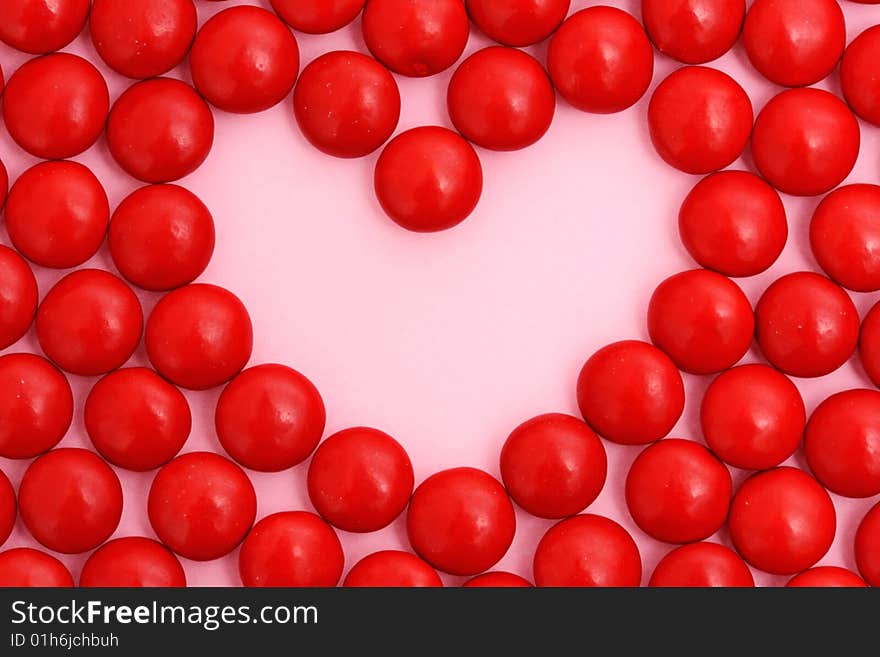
[{"left": 1, "top": 0, "right": 880, "bottom": 587}]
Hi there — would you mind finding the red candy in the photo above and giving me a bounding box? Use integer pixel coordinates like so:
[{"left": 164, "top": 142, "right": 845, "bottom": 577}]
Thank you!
[
  {"left": 648, "top": 66, "right": 753, "bottom": 175},
  {"left": 0, "top": 354, "right": 73, "bottom": 459},
  {"left": 191, "top": 6, "right": 299, "bottom": 114},
  {"left": 805, "top": 390, "right": 880, "bottom": 498},
  {"left": 855, "top": 502, "right": 880, "bottom": 586},
  {"left": 19, "top": 448, "right": 123, "bottom": 554},
  {"left": 463, "top": 572, "right": 533, "bottom": 587},
  {"left": 860, "top": 302, "right": 880, "bottom": 388},
  {"left": 0, "top": 470, "right": 15, "bottom": 546},
  {"left": 217, "top": 364, "right": 325, "bottom": 472},
  {"left": 625, "top": 439, "right": 732, "bottom": 544},
  {"left": 647, "top": 269, "right": 754, "bottom": 375},
  {"left": 533, "top": 514, "right": 641, "bottom": 587},
  {"left": 343, "top": 551, "right": 442, "bottom": 587},
  {"left": 447, "top": 47, "right": 555, "bottom": 151},
  {"left": 80, "top": 537, "right": 187, "bottom": 588},
  {"left": 547, "top": 7, "right": 654, "bottom": 114},
  {"left": 577, "top": 340, "right": 684, "bottom": 445},
  {"left": 362, "top": 0, "right": 468, "bottom": 77},
  {"left": 743, "top": 0, "right": 845, "bottom": 88},
  {"left": 841, "top": 25, "right": 880, "bottom": 126},
  {"left": 752, "top": 89, "right": 860, "bottom": 197},
  {"left": 85, "top": 368, "right": 192, "bottom": 472},
  {"left": 500, "top": 413, "right": 606, "bottom": 519},
  {"left": 149, "top": 452, "right": 256, "bottom": 561},
  {"left": 786, "top": 566, "right": 867, "bottom": 588},
  {"left": 649, "top": 542, "right": 754, "bottom": 587},
  {"left": 6, "top": 160, "right": 109, "bottom": 269},
  {"left": 374, "top": 126, "right": 483, "bottom": 232},
  {"left": 107, "top": 78, "right": 215, "bottom": 183},
  {"left": 642, "top": 0, "right": 745, "bottom": 65},
  {"left": 109, "top": 184, "right": 215, "bottom": 291},
  {"left": 239, "top": 511, "right": 344, "bottom": 587},
  {"left": 755, "top": 272, "right": 859, "bottom": 378},
  {"left": 678, "top": 170, "right": 787, "bottom": 277},
  {"left": 0, "top": 0, "right": 89, "bottom": 54},
  {"left": 701, "top": 364, "right": 805, "bottom": 471},
  {"left": 270, "top": 0, "right": 364, "bottom": 34},
  {"left": 0, "top": 246, "right": 38, "bottom": 350},
  {"left": 3, "top": 53, "right": 109, "bottom": 159},
  {"left": 728, "top": 467, "right": 836, "bottom": 575},
  {"left": 37, "top": 269, "right": 143, "bottom": 377},
  {"left": 465, "top": 0, "right": 570, "bottom": 47},
  {"left": 0, "top": 548, "right": 74, "bottom": 588},
  {"left": 407, "top": 467, "right": 516, "bottom": 576},
  {"left": 146, "top": 284, "right": 253, "bottom": 390},
  {"left": 89, "top": 0, "right": 197, "bottom": 79},
  {"left": 293, "top": 51, "right": 400, "bottom": 158},
  {"left": 810, "top": 185, "right": 880, "bottom": 293},
  {"left": 308, "top": 427, "right": 414, "bottom": 532}
]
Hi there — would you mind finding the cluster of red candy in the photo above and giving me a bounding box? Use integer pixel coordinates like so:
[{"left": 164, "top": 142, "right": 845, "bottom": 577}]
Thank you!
[{"left": 1, "top": 0, "right": 880, "bottom": 588}]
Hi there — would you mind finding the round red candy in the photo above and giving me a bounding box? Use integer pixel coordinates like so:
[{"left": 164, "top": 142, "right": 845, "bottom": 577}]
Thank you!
[
  {"left": 191, "top": 6, "right": 299, "bottom": 114},
  {"left": 19, "top": 448, "right": 123, "bottom": 554},
  {"left": 678, "top": 170, "right": 787, "bottom": 277},
  {"left": 860, "top": 301, "right": 880, "bottom": 388},
  {"left": 642, "top": 0, "right": 745, "bottom": 65},
  {"left": 0, "top": 470, "right": 15, "bottom": 547},
  {"left": 0, "top": 0, "right": 89, "bottom": 54},
  {"left": 648, "top": 66, "right": 752, "bottom": 175},
  {"left": 649, "top": 542, "right": 754, "bottom": 587},
  {"left": 465, "top": 0, "right": 569, "bottom": 47},
  {"left": 0, "top": 548, "right": 74, "bottom": 587},
  {"left": 407, "top": 468, "right": 516, "bottom": 576},
  {"left": 804, "top": 390, "right": 880, "bottom": 498},
  {"left": 810, "top": 185, "right": 880, "bottom": 293},
  {"left": 85, "top": 368, "right": 191, "bottom": 472},
  {"left": 701, "top": 364, "right": 805, "bottom": 471},
  {"left": 841, "top": 25, "right": 880, "bottom": 127},
  {"left": 786, "top": 566, "right": 867, "bottom": 588},
  {"left": 6, "top": 160, "right": 109, "bottom": 269},
  {"left": 729, "top": 467, "right": 835, "bottom": 575},
  {"left": 447, "top": 47, "right": 555, "bottom": 151},
  {"left": 374, "top": 126, "right": 483, "bottom": 233},
  {"left": 239, "top": 511, "right": 344, "bottom": 587},
  {"left": 109, "top": 184, "right": 215, "bottom": 291},
  {"left": 308, "top": 427, "right": 414, "bottom": 532},
  {"left": 626, "top": 439, "right": 731, "bottom": 544},
  {"left": 146, "top": 284, "right": 253, "bottom": 390},
  {"left": 3, "top": 53, "right": 108, "bottom": 159},
  {"left": 149, "top": 452, "right": 256, "bottom": 561},
  {"left": 647, "top": 269, "right": 753, "bottom": 375},
  {"left": 37, "top": 269, "right": 143, "bottom": 377},
  {"left": 855, "top": 502, "right": 880, "bottom": 586},
  {"left": 293, "top": 51, "right": 400, "bottom": 158},
  {"left": 755, "top": 272, "right": 858, "bottom": 378},
  {"left": 500, "top": 413, "right": 607, "bottom": 519},
  {"left": 0, "top": 246, "right": 38, "bottom": 350},
  {"left": 547, "top": 7, "right": 654, "bottom": 114},
  {"left": 463, "top": 572, "right": 533, "bottom": 587},
  {"left": 743, "top": 0, "right": 845, "bottom": 88},
  {"left": 343, "top": 551, "right": 442, "bottom": 587},
  {"left": 577, "top": 340, "right": 684, "bottom": 445},
  {"left": 107, "top": 78, "right": 214, "bottom": 183},
  {"left": 89, "top": 0, "right": 197, "bottom": 79},
  {"left": 362, "top": 0, "right": 468, "bottom": 77},
  {"left": 533, "top": 514, "right": 642, "bottom": 587},
  {"left": 80, "top": 537, "right": 186, "bottom": 588},
  {"left": 217, "top": 364, "right": 325, "bottom": 472},
  {"left": 0, "top": 354, "right": 73, "bottom": 459},
  {"left": 752, "top": 88, "right": 860, "bottom": 197},
  {"left": 270, "top": 0, "right": 364, "bottom": 34}
]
